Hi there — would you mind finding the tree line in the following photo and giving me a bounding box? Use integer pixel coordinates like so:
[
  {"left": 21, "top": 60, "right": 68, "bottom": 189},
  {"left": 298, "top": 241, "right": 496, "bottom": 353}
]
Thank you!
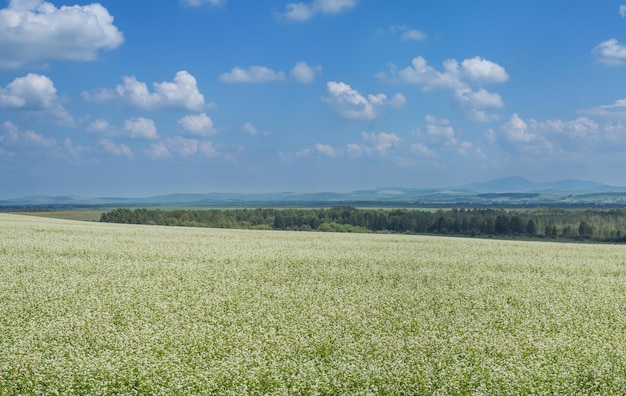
[{"left": 99, "top": 206, "right": 626, "bottom": 242}]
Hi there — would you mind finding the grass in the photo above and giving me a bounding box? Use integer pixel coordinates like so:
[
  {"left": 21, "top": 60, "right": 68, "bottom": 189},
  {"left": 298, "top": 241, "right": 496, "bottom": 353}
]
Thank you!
[
  {"left": 15, "top": 210, "right": 104, "bottom": 222},
  {"left": 2, "top": 213, "right": 626, "bottom": 394}
]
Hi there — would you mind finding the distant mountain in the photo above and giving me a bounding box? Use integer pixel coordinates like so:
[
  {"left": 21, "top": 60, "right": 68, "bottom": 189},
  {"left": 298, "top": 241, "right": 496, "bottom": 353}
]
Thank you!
[
  {"left": 2, "top": 177, "right": 626, "bottom": 208},
  {"left": 458, "top": 176, "right": 624, "bottom": 194}
]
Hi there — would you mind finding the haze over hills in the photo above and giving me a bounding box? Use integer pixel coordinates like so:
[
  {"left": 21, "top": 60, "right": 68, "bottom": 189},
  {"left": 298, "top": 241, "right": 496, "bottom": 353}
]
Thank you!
[{"left": 2, "top": 177, "right": 626, "bottom": 207}]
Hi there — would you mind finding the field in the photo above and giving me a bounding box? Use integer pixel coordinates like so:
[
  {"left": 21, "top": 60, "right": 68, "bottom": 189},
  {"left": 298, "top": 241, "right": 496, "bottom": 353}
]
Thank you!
[{"left": 2, "top": 214, "right": 626, "bottom": 394}]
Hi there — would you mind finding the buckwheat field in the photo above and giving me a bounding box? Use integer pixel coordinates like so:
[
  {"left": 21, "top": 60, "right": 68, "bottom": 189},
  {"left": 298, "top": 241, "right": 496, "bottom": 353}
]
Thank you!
[{"left": 2, "top": 213, "right": 626, "bottom": 394}]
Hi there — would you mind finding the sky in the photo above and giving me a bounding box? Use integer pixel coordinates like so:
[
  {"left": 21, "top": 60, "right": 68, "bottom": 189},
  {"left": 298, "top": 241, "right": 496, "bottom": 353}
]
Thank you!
[{"left": 2, "top": 0, "right": 626, "bottom": 198}]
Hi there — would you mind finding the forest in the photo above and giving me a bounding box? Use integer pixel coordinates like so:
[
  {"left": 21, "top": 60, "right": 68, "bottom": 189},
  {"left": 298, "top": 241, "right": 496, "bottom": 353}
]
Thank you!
[{"left": 100, "top": 206, "right": 626, "bottom": 243}]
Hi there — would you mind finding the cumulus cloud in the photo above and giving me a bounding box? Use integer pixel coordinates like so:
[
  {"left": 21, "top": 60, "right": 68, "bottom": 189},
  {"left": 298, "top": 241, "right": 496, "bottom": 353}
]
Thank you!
[
  {"left": 593, "top": 39, "right": 626, "bottom": 66},
  {"left": 384, "top": 56, "right": 508, "bottom": 89},
  {"left": 147, "top": 137, "right": 218, "bottom": 159},
  {"left": 378, "top": 25, "right": 427, "bottom": 42},
  {"left": 156, "top": 136, "right": 218, "bottom": 158},
  {"left": 87, "top": 119, "right": 118, "bottom": 136},
  {"left": 290, "top": 61, "right": 322, "bottom": 83},
  {"left": 425, "top": 115, "right": 455, "bottom": 139},
  {"left": 422, "top": 115, "right": 482, "bottom": 156},
  {"left": 99, "top": 138, "right": 131, "bottom": 158},
  {"left": 323, "top": 81, "right": 391, "bottom": 120},
  {"left": 0, "top": 0, "right": 123, "bottom": 69},
  {"left": 314, "top": 143, "right": 337, "bottom": 157},
  {"left": 242, "top": 122, "right": 259, "bottom": 136},
  {"left": 584, "top": 98, "right": 626, "bottom": 118},
  {"left": 453, "top": 88, "right": 504, "bottom": 122},
  {"left": 241, "top": 122, "right": 271, "bottom": 136},
  {"left": 522, "top": 116, "right": 601, "bottom": 140},
  {"left": 389, "top": 93, "right": 407, "bottom": 109},
  {"left": 346, "top": 132, "right": 401, "bottom": 157},
  {"left": 219, "top": 66, "right": 286, "bottom": 83},
  {"left": 178, "top": 113, "right": 216, "bottom": 136},
  {"left": 220, "top": 62, "right": 321, "bottom": 84},
  {"left": 146, "top": 141, "right": 170, "bottom": 159},
  {"left": 280, "top": 0, "right": 356, "bottom": 21},
  {"left": 380, "top": 55, "right": 508, "bottom": 122},
  {"left": 620, "top": 4, "right": 626, "bottom": 18},
  {"left": 84, "top": 71, "right": 207, "bottom": 111},
  {"left": 124, "top": 117, "right": 159, "bottom": 140},
  {"left": 0, "top": 73, "right": 74, "bottom": 125},
  {"left": 401, "top": 29, "right": 427, "bottom": 41},
  {"left": 498, "top": 113, "right": 554, "bottom": 154},
  {"left": 1, "top": 120, "right": 56, "bottom": 148},
  {"left": 500, "top": 113, "right": 533, "bottom": 143},
  {"left": 362, "top": 132, "right": 400, "bottom": 154},
  {"left": 495, "top": 113, "right": 620, "bottom": 157},
  {"left": 460, "top": 57, "right": 509, "bottom": 83}
]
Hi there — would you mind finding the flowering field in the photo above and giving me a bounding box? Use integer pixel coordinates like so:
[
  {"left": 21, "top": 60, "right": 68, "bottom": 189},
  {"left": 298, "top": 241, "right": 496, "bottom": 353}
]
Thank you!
[{"left": 2, "top": 213, "right": 626, "bottom": 394}]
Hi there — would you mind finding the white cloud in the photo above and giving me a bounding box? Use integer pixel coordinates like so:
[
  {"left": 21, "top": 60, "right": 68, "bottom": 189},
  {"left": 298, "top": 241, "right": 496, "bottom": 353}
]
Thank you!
[
  {"left": 164, "top": 136, "right": 199, "bottom": 157},
  {"left": 178, "top": 113, "right": 216, "bottom": 136},
  {"left": 290, "top": 61, "right": 322, "bottom": 83},
  {"left": 323, "top": 81, "right": 388, "bottom": 120},
  {"left": 181, "top": 0, "right": 224, "bottom": 6},
  {"left": 146, "top": 141, "right": 170, "bottom": 159},
  {"left": 219, "top": 66, "right": 286, "bottom": 83},
  {"left": 387, "top": 56, "right": 508, "bottom": 89},
  {"left": 453, "top": 88, "right": 503, "bottom": 122},
  {"left": 593, "top": 38, "right": 626, "bottom": 66},
  {"left": 87, "top": 119, "right": 111, "bottom": 133},
  {"left": 410, "top": 142, "right": 432, "bottom": 156},
  {"left": 389, "top": 93, "right": 406, "bottom": 109},
  {"left": 0, "top": 73, "right": 73, "bottom": 125},
  {"left": 346, "top": 142, "right": 371, "bottom": 157},
  {"left": 496, "top": 113, "right": 613, "bottom": 155},
  {"left": 347, "top": 132, "right": 401, "bottom": 157},
  {"left": 220, "top": 62, "right": 321, "bottom": 84},
  {"left": 543, "top": 117, "right": 600, "bottom": 139},
  {"left": 498, "top": 114, "right": 554, "bottom": 155},
  {"left": 0, "top": 0, "right": 123, "bottom": 69},
  {"left": 84, "top": 71, "right": 207, "bottom": 111},
  {"left": 242, "top": 122, "right": 259, "bottom": 136},
  {"left": 282, "top": 3, "right": 314, "bottom": 21},
  {"left": 500, "top": 113, "right": 533, "bottom": 143},
  {"left": 1, "top": 121, "right": 56, "bottom": 148},
  {"left": 0, "top": 73, "right": 57, "bottom": 108},
  {"left": 241, "top": 122, "right": 271, "bottom": 136},
  {"left": 362, "top": 132, "right": 400, "bottom": 154},
  {"left": 460, "top": 57, "right": 509, "bottom": 84},
  {"left": 425, "top": 115, "right": 455, "bottom": 139},
  {"left": 148, "top": 137, "right": 219, "bottom": 159},
  {"left": 198, "top": 141, "right": 218, "bottom": 157},
  {"left": 86, "top": 118, "right": 118, "bottom": 136},
  {"left": 620, "top": 4, "right": 626, "bottom": 18},
  {"left": 585, "top": 98, "right": 626, "bottom": 118},
  {"left": 381, "top": 55, "right": 508, "bottom": 122},
  {"left": 280, "top": 0, "right": 356, "bottom": 21},
  {"left": 99, "top": 138, "right": 131, "bottom": 158},
  {"left": 381, "top": 25, "right": 427, "bottom": 42},
  {"left": 64, "top": 138, "right": 89, "bottom": 158},
  {"left": 124, "top": 117, "right": 159, "bottom": 140},
  {"left": 314, "top": 143, "right": 337, "bottom": 157},
  {"left": 401, "top": 29, "right": 426, "bottom": 42},
  {"left": 295, "top": 148, "right": 312, "bottom": 158}
]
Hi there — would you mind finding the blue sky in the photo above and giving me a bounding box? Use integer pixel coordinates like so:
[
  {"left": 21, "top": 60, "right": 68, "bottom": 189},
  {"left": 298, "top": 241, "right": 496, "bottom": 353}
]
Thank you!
[{"left": 2, "top": 0, "right": 626, "bottom": 197}]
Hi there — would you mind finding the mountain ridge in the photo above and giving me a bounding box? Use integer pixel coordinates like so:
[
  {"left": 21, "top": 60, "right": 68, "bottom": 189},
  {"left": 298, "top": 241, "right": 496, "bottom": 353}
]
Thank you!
[{"left": 2, "top": 177, "right": 626, "bottom": 207}]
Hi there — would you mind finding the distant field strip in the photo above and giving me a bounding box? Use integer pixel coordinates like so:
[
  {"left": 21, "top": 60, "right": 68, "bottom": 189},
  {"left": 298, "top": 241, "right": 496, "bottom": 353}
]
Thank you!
[{"left": 2, "top": 214, "right": 626, "bottom": 394}]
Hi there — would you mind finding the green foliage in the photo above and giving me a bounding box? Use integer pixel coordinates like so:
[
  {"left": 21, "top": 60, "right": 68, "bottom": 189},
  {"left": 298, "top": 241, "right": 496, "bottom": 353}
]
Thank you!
[{"left": 100, "top": 206, "right": 626, "bottom": 242}]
